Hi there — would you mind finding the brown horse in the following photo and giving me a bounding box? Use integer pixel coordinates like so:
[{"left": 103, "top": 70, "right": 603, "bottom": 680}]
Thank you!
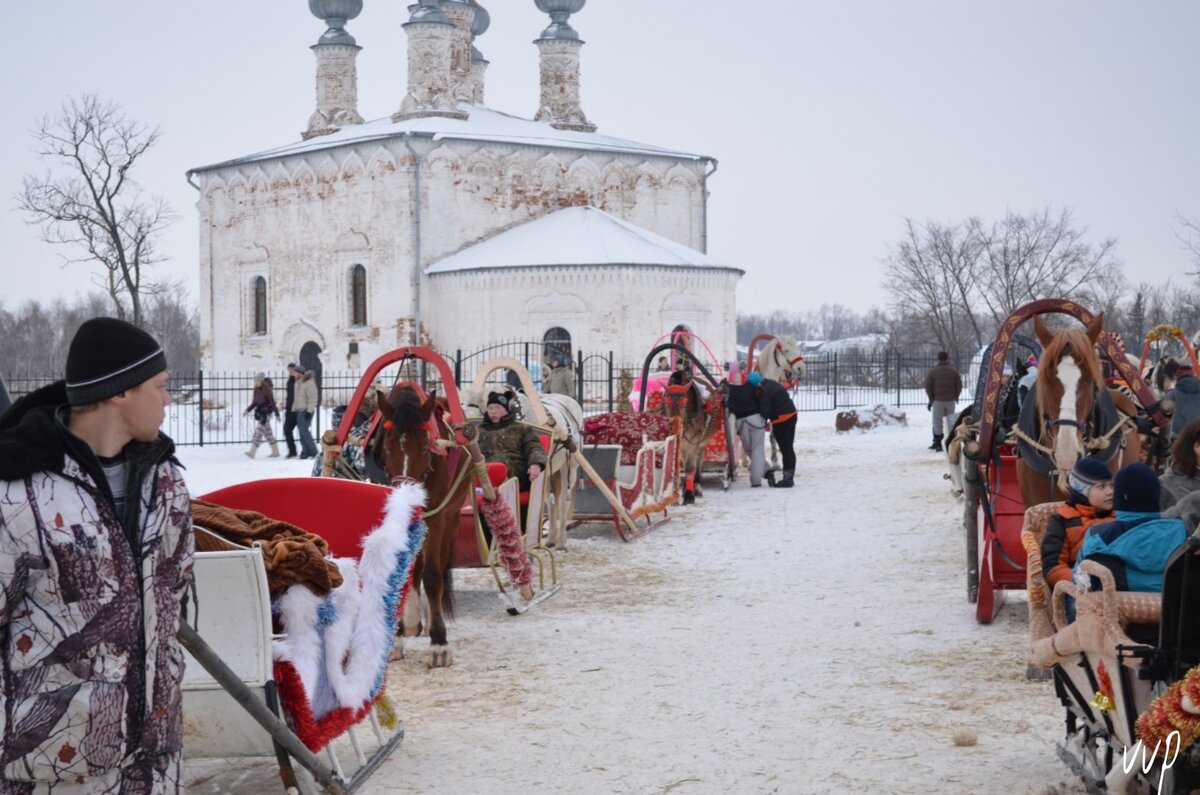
[
  {"left": 376, "top": 384, "right": 473, "bottom": 668},
  {"left": 1015, "top": 313, "right": 1142, "bottom": 507},
  {"left": 662, "top": 369, "right": 723, "bottom": 505}
]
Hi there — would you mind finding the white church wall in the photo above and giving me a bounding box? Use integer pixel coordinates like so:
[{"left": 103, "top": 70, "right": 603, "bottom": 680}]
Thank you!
[
  {"left": 426, "top": 266, "right": 739, "bottom": 367},
  {"left": 198, "top": 137, "right": 715, "bottom": 373}
]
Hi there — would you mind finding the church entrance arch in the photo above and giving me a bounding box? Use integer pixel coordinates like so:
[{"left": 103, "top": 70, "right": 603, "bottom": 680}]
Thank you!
[
  {"left": 543, "top": 327, "right": 572, "bottom": 364},
  {"left": 300, "top": 341, "right": 323, "bottom": 398}
]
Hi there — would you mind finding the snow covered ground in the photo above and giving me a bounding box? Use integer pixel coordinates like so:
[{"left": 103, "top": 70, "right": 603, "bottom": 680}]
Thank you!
[{"left": 179, "top": 409, "right": 1088, "bottom": 794}]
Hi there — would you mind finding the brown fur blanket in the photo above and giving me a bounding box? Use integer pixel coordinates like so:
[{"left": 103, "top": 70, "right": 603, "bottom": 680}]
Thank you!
[{"left": 191, "top": 499, "right": 344, "bottom": 596}]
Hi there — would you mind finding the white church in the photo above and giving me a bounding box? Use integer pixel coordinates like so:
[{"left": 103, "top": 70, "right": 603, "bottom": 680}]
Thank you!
[{"left": 188, "top": 0, "right": 741, "bottom": 376}]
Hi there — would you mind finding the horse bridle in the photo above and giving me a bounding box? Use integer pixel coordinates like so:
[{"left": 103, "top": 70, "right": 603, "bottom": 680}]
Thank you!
[
  {"left": 768, "top": 341, "right": 804, "bottom": 388},
  {"left": 384, "top": 425, "right": 434, "bottom": 487}
]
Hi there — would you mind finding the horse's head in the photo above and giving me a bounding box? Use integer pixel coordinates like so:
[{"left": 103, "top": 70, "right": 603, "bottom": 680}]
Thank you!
[
  {"left": 377, "top": 385, "right": 438, "bottom": 486},
  {"left": 757, "top": 336, "right": 805, "bottom": 387},
  {"left": 1034, "top": 313, "right": 1105, "bottom": 473},
  {"left": 662, "top": 369, "right": 697, "bottom": 418}
]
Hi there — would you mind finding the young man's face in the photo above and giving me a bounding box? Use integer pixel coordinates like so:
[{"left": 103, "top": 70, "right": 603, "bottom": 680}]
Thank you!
[
  {"left": 118, "top": 371, "right": 172, "bottom": 442},
  {"left": 485, "top": 403, "right": 507, "bottom": 423}
]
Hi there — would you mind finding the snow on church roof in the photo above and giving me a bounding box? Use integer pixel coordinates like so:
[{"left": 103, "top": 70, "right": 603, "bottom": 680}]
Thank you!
[
  {"left": 425, "top": 206, "right": 741, "bottom": 275},
  {"left": 189, "top": 105, "right": 707, "bottom": 174}
]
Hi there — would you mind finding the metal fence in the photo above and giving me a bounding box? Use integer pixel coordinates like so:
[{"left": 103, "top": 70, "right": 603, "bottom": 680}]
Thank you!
[{"left": 3, "top": 351, "right": 960, "bottom": 447}]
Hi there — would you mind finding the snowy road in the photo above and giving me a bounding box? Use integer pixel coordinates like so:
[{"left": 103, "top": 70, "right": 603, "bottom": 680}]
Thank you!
[{"left": 181, "top": 410, "right": 1086, "bottom": 794}]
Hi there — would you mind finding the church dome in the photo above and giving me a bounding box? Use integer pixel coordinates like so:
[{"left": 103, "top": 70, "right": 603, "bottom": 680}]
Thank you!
[
  {"left": 470, "top": 2, "right": 490, "bottom": 37},
  {"left": 535, "top": 0, "right": 585, "bottom": 41},
  {"left": 535, "top": 0, "right": 586, "bottom": 12},
  {"left": 308, "top": 0, "right": 362, "bottom": 45}
]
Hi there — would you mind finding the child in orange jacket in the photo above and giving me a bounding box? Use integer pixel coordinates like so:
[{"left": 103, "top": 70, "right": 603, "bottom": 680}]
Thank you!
[{"left": 1041, "top": 458, "right": 1115, "bottom": 587}]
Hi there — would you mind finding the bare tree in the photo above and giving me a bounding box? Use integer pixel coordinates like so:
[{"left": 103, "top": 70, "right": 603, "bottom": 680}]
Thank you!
[
  {"left": 1175, "top": 214, "right": 1200, "bottom": 276},
  {"left": 18, "top": 95, "right": 174, "bottom": 327},
  {"left": 882, "top": 218, "right": 987, "bottom": 359},
  {"left": 974, "top": 207, "right": 1124, "bottom": 325}
]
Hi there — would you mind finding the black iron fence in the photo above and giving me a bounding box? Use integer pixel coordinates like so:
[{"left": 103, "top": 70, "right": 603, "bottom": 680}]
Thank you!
[{"left": 3, "top": 351, "right": 961, "bottom": 446}]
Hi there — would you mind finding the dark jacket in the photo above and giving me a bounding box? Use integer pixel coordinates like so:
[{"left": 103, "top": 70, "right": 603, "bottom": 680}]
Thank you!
[
  {"left": 1165, "top": 373, "right": 1200, "bottom": 437},
  {"left": 725, "top": 383, "right": 762, "bottom": 419},
  {"left": 478, "top": 415, "right": 548, "bottom": 491},
  {"left": 925, "top": 362, "right": 963, "bottom": 403},
  {"left": 1041, "top": 497, "right": 1110, "bottom": 587},
  {"left": 757, "top": 378, "right": 796, "bottom": 423},
  {"left": 247, "top": 381, "right": 279, "bottom": 423},
  {"left": 0, "top": 382, "right": 193, "bottom": 791},
  {"left": 285, "top": 373, "right": 297, "bottom": 413}
]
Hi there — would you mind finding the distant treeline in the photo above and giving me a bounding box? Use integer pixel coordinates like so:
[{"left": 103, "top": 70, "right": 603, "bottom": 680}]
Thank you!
[{"left": 0, "top": 291, "right": 199, "bottom": 376}]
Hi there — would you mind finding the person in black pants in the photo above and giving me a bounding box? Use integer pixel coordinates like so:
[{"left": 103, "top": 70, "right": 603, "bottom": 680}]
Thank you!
[
  {"left": 755, "top": 373, "right": 798, "bottom": 488},
  {"left": 283, "top": 362, "right": 299, "bottom": 459}
]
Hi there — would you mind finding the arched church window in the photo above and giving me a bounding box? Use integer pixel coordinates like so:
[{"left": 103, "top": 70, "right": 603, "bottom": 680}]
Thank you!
[
  {"left": 543, "top": 327, "right": 572, "bottom": 363},
  {"left": 253, "top": 276, "right": 267, "bottom": 335},
  {"left": 350, "top": 265, "right": 367, "bottom": 326}
]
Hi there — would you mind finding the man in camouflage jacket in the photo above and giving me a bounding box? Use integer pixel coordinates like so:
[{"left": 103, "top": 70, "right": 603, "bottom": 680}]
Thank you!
[
  {"left": 0, "top": 318, "right": 194, "bottom": 794},
  {"left": 477, "top": 391, "right": 547, "bottom": 492}
]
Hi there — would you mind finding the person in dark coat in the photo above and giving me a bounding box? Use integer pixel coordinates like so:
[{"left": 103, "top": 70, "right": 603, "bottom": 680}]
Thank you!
[
  {"left": 924, "top": 351, "right": 963, "bottom": 452},
  {"left": 1164, "top": 363, "right": 1200, "bottom": 442},
  {"left": 726, "top": 377, "right": 768, "bottom": 487},
  {"left": 754, "top": 372, "right": 798, "bottom": 488},
  {"left": 283, "top": 362, "right": 300, "bottom": 458},
  {"left": 0, "top": 317, "right": 194, "bottom": 793}
]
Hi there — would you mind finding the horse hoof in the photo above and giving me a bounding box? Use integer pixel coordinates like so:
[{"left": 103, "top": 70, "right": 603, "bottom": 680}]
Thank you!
[
  {"left": 427, "top": 644, "right": 453, "bottom": 668},
  {"left": 683, "top": 490, "right": 695, "bottom": 505}
]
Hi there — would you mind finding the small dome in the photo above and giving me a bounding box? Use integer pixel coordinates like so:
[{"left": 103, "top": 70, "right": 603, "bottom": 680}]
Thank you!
[
  {"left": 534, "top": 0, "right": 585, "bottom": 41},
  {"left": 469, "top": 2, "right": 490, "bottom": 37},
  {"left": 309, "top": 0, "right": 363, "bottom": 46},
  {"left": 535, "top": 0, "right": 586, "bottom": 12},
  {"left": 408, "top": 0, "right": 450, "bottom": 25}
]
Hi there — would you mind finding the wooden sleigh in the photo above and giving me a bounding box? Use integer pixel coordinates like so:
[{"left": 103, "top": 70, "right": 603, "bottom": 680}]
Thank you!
[
  {"left": 575, "top": 411, "right": 681, "bottom": 541},
  {"left": 183, "top": 477, "right": 415, "bottom": 794}
]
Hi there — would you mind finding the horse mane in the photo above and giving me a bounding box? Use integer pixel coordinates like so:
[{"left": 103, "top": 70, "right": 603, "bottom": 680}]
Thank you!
[
  {"left": 667, "top": 370, "right": 691, "bottom": 387},
  {"left": 386, "top": 386, "right": 427, "bottom": 432},
  {"left": 1036, "top": 325, "right": 1105, "bottom": 407}
]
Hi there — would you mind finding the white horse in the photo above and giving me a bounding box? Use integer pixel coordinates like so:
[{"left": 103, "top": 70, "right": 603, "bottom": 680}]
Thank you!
[{"left": 753, "top": 335, "right": 806, "bottom": 386}]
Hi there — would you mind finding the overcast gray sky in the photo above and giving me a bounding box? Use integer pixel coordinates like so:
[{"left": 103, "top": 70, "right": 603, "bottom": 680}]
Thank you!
[{"left": 2, "top": 1, "right": 1198, "bottom": 317}]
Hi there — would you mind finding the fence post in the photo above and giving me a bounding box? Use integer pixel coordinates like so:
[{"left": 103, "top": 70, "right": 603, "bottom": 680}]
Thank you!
[
  {"left": 832, "top": 353, "right": 838, "bottom": 410},
  {"left": 576, "top": 349, "right": 584, "bottom": 404},
  {"left": 454, "top": 349, "right": 462, "bottom": 387},
  {"left": 607, "top": 351, "right": 614, "bottom": 413},
  {"left": 896, "top": 353, "right": 902, "bottom": 406},
  {"left": 198, "top": 371, "right": 205, "bottom": 447}
]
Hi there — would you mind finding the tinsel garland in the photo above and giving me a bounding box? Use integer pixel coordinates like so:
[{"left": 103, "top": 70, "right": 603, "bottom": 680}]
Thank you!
[
  {"left": 1137, "top": 664, "right": 1200, "bottom": 757},
  {"left": 272, "top": 485, "right": 428, "bottom": 752},
  {"left": 479, "top": 495, "right": 531, "bottom": 587}
]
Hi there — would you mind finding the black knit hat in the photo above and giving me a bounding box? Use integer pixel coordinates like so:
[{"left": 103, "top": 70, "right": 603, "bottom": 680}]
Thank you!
[
  {"left": 65, "top": 317, "right": 167, "bottom": 406},
  {"left": 1112, "top": 462, "right": 1160, "bottom": 513},
  {"left": 486, "top": 391, "right": 510, "bottom": 410}
]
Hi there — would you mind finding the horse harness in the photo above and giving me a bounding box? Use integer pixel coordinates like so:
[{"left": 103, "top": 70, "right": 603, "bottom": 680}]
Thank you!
[
  {"left": 1012, "top": 381, "right": 1133, "bottom": 496},
  {"left": 383, "top": 407, "right": 475, "bottom": 520}
]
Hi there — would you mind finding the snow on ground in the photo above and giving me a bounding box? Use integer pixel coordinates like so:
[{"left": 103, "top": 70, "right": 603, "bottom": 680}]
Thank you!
[{"left": 179, "top": 410, "right": 1087, "bottom": 794}]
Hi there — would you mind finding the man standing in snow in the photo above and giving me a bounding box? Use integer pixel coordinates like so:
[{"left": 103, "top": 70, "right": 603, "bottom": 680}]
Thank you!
[
  {"left": 0, "top": 317, "right": 194, "bottom": 793},
  {"left": 924, "top": 351, "right": 962, "bottom": 452}
]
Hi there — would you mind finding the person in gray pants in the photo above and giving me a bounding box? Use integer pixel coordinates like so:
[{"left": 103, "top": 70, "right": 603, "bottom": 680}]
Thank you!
[
  {"left": 725, "top": 377, "right": 769, "bottom": 487},
  {"left": 924, "top": 351, "right": 963, "bottom": 452}
]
